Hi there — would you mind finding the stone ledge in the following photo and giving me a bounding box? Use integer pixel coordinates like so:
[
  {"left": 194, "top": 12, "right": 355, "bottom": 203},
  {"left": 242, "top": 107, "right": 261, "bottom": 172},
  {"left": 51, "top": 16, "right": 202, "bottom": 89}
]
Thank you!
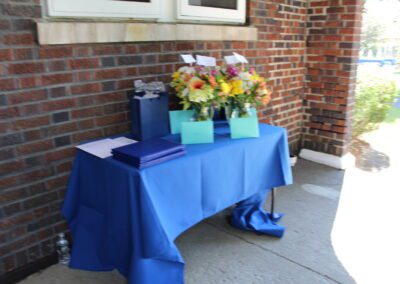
[
  {"left": 299, "top": 149, "right": 355, "bottom": 170},
  {"left": 37, "top": 22, "right": 258, "bottom": 45}
]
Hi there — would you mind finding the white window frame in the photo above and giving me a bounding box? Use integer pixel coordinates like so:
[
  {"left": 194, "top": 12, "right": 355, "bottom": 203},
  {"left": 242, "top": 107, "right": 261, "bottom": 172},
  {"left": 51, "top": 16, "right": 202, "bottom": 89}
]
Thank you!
[
  {"left": 47, "top": 0, "right": 246, "bottom": 24},
  {"left": 47, "top": 0, "right": 161, "bottom": 19},
  {"left": 177, "top": 0, "right": 246, "bottom": 24}
]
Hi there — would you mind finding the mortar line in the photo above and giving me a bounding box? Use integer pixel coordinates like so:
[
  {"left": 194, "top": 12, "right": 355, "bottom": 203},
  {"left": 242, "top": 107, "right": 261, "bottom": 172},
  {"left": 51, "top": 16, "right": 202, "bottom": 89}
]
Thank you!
[{"left": 204, "top": 221, "right": 343, "bottom": 284}]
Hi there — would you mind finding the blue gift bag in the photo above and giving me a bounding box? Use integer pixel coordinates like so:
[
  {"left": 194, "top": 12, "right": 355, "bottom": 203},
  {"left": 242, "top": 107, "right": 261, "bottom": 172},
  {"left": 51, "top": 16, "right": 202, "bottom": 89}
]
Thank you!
[{"left": 129, "top": 91, "right": 170, "bottom": 141}]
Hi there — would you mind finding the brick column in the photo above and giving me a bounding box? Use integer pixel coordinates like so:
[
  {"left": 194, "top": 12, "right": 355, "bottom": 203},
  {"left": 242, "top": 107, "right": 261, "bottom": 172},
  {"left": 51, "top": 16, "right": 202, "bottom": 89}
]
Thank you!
[
  {"left": 249, "top": 0, "right": 307, "bottom": 154},
  {"left": 303, "top": 0, "right": 362, "bottom": 156}
]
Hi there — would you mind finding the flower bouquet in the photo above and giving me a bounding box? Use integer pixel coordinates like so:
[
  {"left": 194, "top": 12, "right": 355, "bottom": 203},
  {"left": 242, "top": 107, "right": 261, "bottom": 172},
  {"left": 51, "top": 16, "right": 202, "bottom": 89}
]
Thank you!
[
  {"left": 171, "top": 66, "right": 219, "bottom": 121},
  {"left": 169, "top": 53, "right": 272, "bottom": 141},
  {"left": 170, "top": 65, "right": 219, "bottom": 144},
  {"left": 216, "top": 64, "right": 272, "bottom": 139},
  {"left": 218, "top": 65, "right": 272, "bottom": 119}
]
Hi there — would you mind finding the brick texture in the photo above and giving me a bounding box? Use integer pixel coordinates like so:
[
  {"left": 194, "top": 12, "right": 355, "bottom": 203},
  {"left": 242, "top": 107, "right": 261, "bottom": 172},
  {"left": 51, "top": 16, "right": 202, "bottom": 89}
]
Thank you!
[
  {"left": 303, "top": 0, "right": 362, "bottom": 155},
  {"left": 0, "top": 0, "right": 360, "bottom": 276}
]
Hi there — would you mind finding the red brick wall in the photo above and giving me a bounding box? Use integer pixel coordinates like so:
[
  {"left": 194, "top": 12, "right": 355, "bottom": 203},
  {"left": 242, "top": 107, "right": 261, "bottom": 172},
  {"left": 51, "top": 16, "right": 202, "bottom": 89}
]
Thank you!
[
  {"left": 0, "top": 0, "right": 361, "bottom": 276},
  {"left": 303, "top": 0, "right": 362, "bottom": 155},
  {"left": 249, "top": 0, "right": 306, "bottom": 147}
]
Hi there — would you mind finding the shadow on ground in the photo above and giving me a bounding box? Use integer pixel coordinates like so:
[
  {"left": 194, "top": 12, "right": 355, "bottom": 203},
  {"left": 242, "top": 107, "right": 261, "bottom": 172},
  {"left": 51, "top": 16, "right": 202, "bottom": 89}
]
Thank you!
[{"left": 350, "top": 138, "right": 390, "bottom": 171}]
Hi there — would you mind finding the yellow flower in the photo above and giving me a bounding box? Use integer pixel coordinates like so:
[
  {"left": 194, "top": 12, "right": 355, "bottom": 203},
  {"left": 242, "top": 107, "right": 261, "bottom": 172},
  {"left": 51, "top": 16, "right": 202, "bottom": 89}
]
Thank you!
[
  {"left": 172, "top": 72, "right": 180, "bottom": 79},
  {"left": 230, "top": 80, "right": 244, "bottom": 96},
  {"left": 220, "top": 82, "right": 231, "bottom": 94}
]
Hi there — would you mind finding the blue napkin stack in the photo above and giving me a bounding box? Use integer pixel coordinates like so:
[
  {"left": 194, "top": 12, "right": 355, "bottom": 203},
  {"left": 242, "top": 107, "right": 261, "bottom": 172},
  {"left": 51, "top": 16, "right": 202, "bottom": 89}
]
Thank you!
[{"left": 112, "top": 138, "right": 186, "bottom": 169}]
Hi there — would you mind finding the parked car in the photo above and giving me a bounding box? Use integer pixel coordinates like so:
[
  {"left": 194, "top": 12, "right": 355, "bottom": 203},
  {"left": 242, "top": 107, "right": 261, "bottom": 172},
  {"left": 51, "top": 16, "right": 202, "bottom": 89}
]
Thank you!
[{"left": 358, "top": 58, "right": 398, "bottom": 66}]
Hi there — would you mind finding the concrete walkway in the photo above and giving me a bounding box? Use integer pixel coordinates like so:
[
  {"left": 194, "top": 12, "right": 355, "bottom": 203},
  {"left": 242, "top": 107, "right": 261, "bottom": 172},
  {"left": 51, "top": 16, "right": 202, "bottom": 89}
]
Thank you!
[{"left": 19, "top": 121, "right": 400, "bottom": 284}]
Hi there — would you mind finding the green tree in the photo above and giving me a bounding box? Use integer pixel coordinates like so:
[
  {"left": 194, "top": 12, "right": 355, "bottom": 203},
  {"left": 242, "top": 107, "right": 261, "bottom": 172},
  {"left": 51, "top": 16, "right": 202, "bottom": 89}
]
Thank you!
[
  {"left": 360, "top": 22, "right": 385, "bottom": 56},
  {"left": 353, "top": 78, "right": 397, "bottom": 137}
]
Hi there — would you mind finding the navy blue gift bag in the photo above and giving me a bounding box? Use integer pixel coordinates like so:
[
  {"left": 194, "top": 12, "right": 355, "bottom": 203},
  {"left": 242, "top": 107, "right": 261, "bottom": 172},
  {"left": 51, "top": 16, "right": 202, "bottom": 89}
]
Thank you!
[{"left": 129, "top": 91, "right": 170, "bottom": 141}]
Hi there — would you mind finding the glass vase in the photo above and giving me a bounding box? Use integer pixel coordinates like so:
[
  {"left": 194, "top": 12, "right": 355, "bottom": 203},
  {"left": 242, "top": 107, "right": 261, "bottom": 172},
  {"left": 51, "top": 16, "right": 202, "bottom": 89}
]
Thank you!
[
  {"left": 224, "top": 104, "right": 234, "bottom": 120},
  {"left": 193, "top": 105, "right": 213, "bottom": 121},
  {"left": 237, "top": 103, "right": 252, "bottom": 118},
  {"left": 225, "top": 103, "right": 252, "bottom": 119}
]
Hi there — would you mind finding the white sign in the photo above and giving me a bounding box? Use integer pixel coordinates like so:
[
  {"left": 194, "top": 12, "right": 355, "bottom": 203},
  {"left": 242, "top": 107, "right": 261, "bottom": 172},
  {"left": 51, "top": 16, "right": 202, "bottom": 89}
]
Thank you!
[
  {"left": 233, "top": 52, "right": 248, "bottom": 64},
  {"left": 196, "top": 55, "right": 216, "bottom": 67},
  {"left": 224, "top": 55, "right": 239, "bottom": 65},
  {"left": 180, "top": 54, "right": 196, "bottom": 64}
]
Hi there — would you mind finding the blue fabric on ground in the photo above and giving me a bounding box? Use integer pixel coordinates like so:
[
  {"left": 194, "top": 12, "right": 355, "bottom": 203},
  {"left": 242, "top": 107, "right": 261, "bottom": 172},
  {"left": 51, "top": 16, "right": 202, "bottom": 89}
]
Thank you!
[
  {"left": 231, "top": 189, "right": 285, "bottom": 238},
  {"left": 62, "top": 123, "right": 292, "bottom": 284}
]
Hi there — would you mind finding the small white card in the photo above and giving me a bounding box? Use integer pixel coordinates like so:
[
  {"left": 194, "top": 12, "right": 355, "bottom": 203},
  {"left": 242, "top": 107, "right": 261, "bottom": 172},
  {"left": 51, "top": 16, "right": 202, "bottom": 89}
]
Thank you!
[
  {"left": 196, "top": 55, "right": 216, "bottom": 67},
  {"left": 180, "top": 54, "right": 196, "bottom": 64},
  {"left": 76, "top": 137, "right": 137, "bottom": 159},
  {"left": 224, "top": 55, "right": 239, "bottom": 65},
  {"left": 112, "top": 137, "right": 137, "bottom": 146},
  {"left": 233, "top": 52, "right": 248, "bottom": 64}
]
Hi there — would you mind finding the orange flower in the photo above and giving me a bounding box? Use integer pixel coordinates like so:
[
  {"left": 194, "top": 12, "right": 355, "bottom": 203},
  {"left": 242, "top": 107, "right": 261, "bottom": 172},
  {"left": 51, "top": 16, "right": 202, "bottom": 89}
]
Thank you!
[
  {"left": 262, "top": 94, "right": 271, "bottom": 105},
  {"left": 184, "top": 74, "right": 193, "bottom": 82},
  {"left": 258, "top": 80, "right": 267, "bottom": 89},
  {"left": 208, "top": 76, "right": 217, "bottom": 88},
  {"left": 189, "top": 78, "right": 205, "bottom": 91}
]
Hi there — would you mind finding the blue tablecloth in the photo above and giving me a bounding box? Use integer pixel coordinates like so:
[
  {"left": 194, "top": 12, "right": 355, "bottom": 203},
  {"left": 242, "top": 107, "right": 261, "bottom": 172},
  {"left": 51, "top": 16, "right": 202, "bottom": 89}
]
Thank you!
[{"left": 63, "top": 123, "right": 292, "bottom": 284}]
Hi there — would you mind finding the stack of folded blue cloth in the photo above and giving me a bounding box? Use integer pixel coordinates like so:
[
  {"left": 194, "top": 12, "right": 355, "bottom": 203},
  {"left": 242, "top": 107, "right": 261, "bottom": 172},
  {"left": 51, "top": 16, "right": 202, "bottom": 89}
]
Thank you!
[{"left": 112, "top": 138, "right": 186, "bottom": 169}]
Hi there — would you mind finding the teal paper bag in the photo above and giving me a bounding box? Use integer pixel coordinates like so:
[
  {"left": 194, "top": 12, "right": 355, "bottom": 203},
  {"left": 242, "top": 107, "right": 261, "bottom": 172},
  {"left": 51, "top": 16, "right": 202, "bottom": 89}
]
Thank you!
[
  {"left": 181, "top": 121, "right": 214, "bottom": 144},
  {"left": 169, "top": 110, "right": 195, "bottom": 134},
  {"left": 230, "top": 117, "right": 260, "bottom": 139}
]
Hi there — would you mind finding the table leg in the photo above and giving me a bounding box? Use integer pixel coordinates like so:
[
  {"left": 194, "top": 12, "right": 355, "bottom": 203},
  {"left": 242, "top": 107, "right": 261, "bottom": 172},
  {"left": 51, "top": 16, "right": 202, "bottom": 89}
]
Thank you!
[{"left": 270, "top": 187, "right": 275, "bottom": 216}]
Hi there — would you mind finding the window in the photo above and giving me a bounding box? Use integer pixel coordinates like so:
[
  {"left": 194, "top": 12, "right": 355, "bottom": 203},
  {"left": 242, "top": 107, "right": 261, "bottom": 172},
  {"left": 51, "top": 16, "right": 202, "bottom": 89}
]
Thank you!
[
  {"left": 177, "top": 0, "right": 246, "bottom": 23},
  {"left": 188, "top": 0, "right": 238, "bottom": 9},
  {"left": 47, "top": 0, "right": 246, "bottom": 24},
  {"left": 47, "top": 0, "right": 161, "bottom": 19}
]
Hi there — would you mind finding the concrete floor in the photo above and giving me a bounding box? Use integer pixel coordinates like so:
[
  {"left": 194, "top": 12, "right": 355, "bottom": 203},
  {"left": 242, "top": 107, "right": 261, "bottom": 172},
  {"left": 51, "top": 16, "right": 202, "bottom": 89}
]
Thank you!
[{"left": 19, "top": 120, "right": 400, "bottom": 284}]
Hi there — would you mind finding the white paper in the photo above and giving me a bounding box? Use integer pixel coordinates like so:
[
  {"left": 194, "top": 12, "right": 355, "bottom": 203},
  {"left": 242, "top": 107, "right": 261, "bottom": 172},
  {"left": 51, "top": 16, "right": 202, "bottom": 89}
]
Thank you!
[
  {"left": 76, "top": 137, "right": 137, "bottom": 158},
  {"left": 233, "top": 52, "right": 248, "bottom": 64},
  {"left": 134, "top": 79, "right": 145, "bottom": 89},
  {"left": 196, "top": 55, "right": 216, "bottom": 67},
  {"left": 180, "top": 54, "right": 196, "bottom": 64},
  {"left": 112, "top": 137, "right": 137, "bottom": 146},
  {"left": 224, "top": 55, "right": 239, "bottom": 65}
]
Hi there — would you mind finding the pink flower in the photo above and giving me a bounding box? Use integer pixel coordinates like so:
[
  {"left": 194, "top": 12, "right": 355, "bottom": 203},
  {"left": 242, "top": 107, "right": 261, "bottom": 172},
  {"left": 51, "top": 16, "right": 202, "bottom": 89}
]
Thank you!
[
  {"left": 227, "top": 65, "right": 238, "bottom": 77},
  {"left": 195, "top": 65, "right": 204, "bottom": 73}
]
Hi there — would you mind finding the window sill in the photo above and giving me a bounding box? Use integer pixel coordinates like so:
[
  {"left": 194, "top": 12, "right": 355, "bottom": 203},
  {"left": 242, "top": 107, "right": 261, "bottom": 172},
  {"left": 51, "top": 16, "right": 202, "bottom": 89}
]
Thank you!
[{"left": 37, "top": 21, "right": 258, "bottom": 45}]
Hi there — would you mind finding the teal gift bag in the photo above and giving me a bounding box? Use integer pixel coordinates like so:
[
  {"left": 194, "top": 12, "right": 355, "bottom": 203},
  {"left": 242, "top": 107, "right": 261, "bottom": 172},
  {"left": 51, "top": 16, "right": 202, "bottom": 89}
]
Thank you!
[
  {"left": 230, "top": 117, "right": 260, "bottom": 139},
  {"left": 181, "top": 121, "right": 214, "bottom": 144},
  {"left": 169, "top": 110, "right": 195, "bottom": 134}
]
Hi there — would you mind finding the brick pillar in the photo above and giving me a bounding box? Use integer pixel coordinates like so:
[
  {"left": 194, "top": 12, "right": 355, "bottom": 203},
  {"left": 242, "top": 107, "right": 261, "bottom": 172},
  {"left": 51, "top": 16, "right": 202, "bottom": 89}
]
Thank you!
[{"left": 303, "top": 0, "right": 362, "bottom": 156}]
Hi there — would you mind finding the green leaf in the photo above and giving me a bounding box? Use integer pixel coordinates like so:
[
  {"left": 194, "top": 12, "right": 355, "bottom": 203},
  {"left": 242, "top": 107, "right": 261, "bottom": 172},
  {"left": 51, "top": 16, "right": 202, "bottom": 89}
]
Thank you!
[{"left": 183, "top": 101, "right": 191, "bottom": 110}]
